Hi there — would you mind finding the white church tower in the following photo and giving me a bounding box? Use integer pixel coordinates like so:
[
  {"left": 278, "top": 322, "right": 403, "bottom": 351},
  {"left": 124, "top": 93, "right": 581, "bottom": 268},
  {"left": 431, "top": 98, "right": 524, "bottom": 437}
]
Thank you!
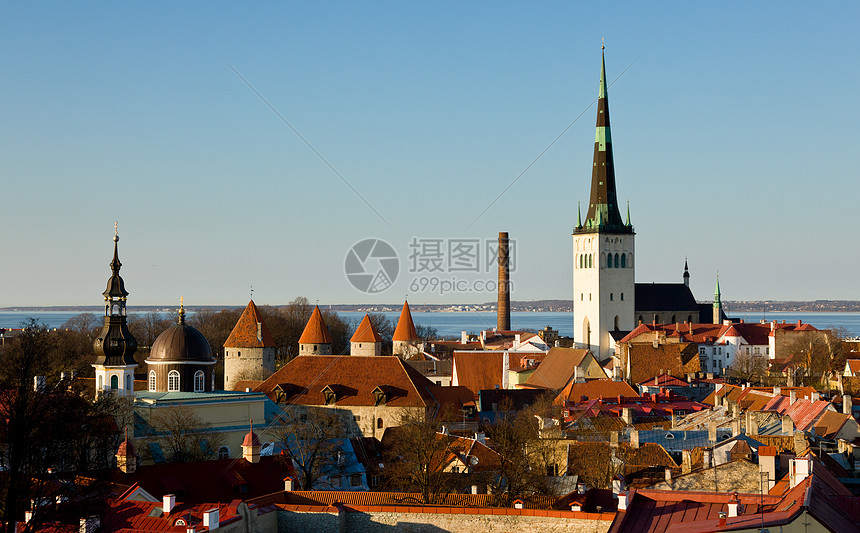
[{"left": 573, "top": 47, "right": 635, "bottom": 360}]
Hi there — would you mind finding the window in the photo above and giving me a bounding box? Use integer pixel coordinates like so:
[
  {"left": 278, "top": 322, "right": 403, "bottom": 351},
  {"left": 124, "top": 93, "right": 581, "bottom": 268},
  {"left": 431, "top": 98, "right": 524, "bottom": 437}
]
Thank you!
[
  {"left": 606, "top": 254, "right": 612, "bottom": 268},
  {"left": 614, "top": 316, "right": 619, "bottom": 330},
  {"left": 621, "top": 254, "right": 626, "bottom": 268},
  {"left": 330, "top": 475, "right": 342, "bottom": 489},
  {"left": 621, "top": 293, "right": 624, "bottom": 301},
  {"left": 194, "top": 370, "right": 205, "bottom": 392},
  {"left": 126, "top": 374, "right": 131, "bottom": 390},
  {"left": 614, "top": 253, "right": 619, "bottom": 268},
  {"left": 168, "top": 370, "right": 180, "bottom": 392},
  {"left": 353, "top": 415, "right": 361, "bottom": 421},
  {"left": 110, "top": 375, "right": 118, "bottom": 389},
  {"left": 610, "top": 293, "right": 614, "bottom": 301},
  {"left": 218, "top": 446, "right": 230, "bottom": 460},
  {"left": 377, "top": 418, "right": 384, "bottom": 429},
  {"left": 97, "top": 375, "right": 103, "bottom": 391},
  {"left": 754, "top": 347, "right": 761, "bottom": 355},
  {"left": 589, "top": 293, "right": 592, "bottom": 301},
  {"left": 350, "top": 474, "right": 362, "bottom": 487}
]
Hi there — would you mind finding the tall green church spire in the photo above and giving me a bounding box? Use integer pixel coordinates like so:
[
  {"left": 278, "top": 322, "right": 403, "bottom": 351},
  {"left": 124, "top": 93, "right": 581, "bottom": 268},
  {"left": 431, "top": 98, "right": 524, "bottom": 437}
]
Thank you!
[{"left": 577, "top": 45, "right": 631, "bottom": 234}]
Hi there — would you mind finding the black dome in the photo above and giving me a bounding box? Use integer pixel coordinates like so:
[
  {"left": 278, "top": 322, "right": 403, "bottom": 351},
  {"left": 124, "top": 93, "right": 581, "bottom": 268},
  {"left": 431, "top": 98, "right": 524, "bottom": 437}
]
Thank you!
[{"left": 149, "top": 324, "right": 213, "bottom": 363}]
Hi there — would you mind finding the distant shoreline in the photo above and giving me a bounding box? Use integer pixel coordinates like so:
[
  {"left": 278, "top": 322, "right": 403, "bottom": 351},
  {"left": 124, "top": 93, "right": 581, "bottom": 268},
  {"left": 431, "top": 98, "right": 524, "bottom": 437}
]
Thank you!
[{"left": 3, "top": 300, "right": 860, "bottom": 313}]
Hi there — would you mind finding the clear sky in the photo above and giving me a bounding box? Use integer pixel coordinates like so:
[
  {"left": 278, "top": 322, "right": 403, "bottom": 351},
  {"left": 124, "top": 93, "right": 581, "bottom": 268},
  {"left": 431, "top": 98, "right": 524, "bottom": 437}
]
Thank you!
[{"left": 1, "top": 2, "right": 858, "bottom": 307}]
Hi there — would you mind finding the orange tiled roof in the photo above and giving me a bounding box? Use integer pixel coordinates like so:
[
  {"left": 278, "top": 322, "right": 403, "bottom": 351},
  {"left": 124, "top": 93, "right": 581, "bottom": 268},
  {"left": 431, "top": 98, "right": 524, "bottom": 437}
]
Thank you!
[
  {"left": 351, "top": 314, "right": 383, "bottom": 343},
  {"left": 392, "top": 300, "right": 418, "bottom": 341},
  {"left": 224, "top": 299, "right": 275, "bottom": 348},
  {"left": 453, "top": 351, "right": 504, "bottom": 398},
  {"left": 555, "top": 379, "right": 638, "bottom": 405},
  {"left": 299, "top": 305, "right": 332, "bottom": 344},
  {"left": 255, "top": 355, "right": 438, "bottom": 408},
  {"left": 525, "top": 347, "right": 591, "bottom": 390}
]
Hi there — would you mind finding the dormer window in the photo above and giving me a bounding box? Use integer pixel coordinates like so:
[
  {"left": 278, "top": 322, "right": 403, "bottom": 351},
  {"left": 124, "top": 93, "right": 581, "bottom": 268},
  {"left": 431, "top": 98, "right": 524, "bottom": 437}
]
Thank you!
[
  {"left": 322, "top": 385, "right": 339, "bottom": 405},
  {"left": 372, "top": 386, "right": 388, "bottom": 406}
]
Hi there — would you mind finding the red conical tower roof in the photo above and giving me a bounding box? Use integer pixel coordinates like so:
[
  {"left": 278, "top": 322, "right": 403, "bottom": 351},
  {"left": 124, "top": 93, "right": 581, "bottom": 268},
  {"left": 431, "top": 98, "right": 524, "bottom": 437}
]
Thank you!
[
  {"left": 393, "top": 300, "right": 418, "bottom": 342},
  {"left": 224, "top": 300, "right": 275, "bottom": 348},
  {"left": 299, "top": 305, "right": 332, "bottom": 344},
  {"left": 242, "top": 420, "right": 260, "bottom": 447},
  {"left": 351, "top": 314, "right": 383, "bottom": 343},
  {"left": 117, "top": 428, "right": 135, "bottom": 457}
]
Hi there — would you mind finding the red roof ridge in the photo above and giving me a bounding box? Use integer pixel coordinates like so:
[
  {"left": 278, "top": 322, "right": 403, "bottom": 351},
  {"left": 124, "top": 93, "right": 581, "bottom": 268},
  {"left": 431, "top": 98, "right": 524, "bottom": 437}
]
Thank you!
[
  {"left": 393, "top": 300, "right": 419, "bottom": 341},
  {"left": 224, "top": 299, "right": 275, "bottom": 348},
  {"left": 351, "top": 314, "right": 383, "bottom": 343},
  {"left": 299, "top": 306, "right": 333, "bottom": 344}
]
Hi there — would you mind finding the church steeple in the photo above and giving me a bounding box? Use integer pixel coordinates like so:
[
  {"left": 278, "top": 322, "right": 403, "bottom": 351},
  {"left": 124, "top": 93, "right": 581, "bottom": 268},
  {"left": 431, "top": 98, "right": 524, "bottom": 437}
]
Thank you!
[
  {"left": 93, "top": 226, "right": 138, "bottom": 398},
  {"left": 683, "top": 259, "right": 690, "bottom": 287},
  {"left": 713, "top": 276, "right": 723, "bottom": 324},
  {"left": 578, "top": 46, "right": 631, "bottom": 234}
]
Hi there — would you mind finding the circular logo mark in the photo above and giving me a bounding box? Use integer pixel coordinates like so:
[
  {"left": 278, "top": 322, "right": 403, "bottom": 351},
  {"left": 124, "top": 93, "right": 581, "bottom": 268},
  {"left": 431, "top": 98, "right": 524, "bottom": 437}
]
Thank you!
[{"left": 345, "top": 238, "right": 399, "bottom": 294}]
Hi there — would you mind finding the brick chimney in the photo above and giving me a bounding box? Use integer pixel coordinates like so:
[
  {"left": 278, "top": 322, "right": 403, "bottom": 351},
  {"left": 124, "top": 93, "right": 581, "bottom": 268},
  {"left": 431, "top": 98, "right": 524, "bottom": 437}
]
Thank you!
[{"left": 497, "top": 232, "right": 511, "bottom": 332}]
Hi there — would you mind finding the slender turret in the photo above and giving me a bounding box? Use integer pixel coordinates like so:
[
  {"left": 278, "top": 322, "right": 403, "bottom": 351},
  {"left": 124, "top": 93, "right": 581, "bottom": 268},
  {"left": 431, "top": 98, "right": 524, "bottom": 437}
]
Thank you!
[{"left": 713, "top": 276, "right": 722, "bottom": 324}]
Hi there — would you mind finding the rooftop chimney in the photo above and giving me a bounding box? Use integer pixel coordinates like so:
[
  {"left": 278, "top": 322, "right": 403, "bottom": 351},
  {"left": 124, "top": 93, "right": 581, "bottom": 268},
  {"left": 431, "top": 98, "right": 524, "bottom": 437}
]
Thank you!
[
  {"left": 789, "top": 390, "right": 796, "bottom": 405},
  {"left": 163, "top": 494, "right": 176, "bottom": 515},
  {"left": 497, "top": 232, "right": 511, "bottom": 332},
  {"left": 727, "top": 492, "right": 740, "bottom": 517},
  {"left": 203, "top": 509, "right": 219, "bottom": 530},
  {"left": 782, "top": 415, "right": 794, "bottom": 436},
  {"left": 844, "top": 394, "right": 852, "bottom": 415}
]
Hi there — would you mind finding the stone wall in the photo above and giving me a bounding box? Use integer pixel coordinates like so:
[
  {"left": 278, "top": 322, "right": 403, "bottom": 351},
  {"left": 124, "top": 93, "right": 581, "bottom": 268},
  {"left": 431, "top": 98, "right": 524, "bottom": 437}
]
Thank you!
[
  {"left": 645, "top": 459, "right": 762, "bottom": 494},
  {"left": 276, "top": 506, "right": 613, "bottom": 533}
]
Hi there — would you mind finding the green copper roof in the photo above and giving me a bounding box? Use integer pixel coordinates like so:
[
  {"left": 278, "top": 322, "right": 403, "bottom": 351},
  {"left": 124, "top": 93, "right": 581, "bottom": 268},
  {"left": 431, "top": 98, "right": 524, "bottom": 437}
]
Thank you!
[{"left": 576, "top": 48, "right": 632, "bottom": 235}]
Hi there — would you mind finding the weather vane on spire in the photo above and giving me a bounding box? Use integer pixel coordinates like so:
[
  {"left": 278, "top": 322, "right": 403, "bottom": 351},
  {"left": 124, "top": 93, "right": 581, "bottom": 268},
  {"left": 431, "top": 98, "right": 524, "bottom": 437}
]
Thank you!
[
  {"left": 250, "top": 284, "right": 254, "bottom": 300},
  {"left": 114, "top": 221, "right": 118, "bottom": 235}
]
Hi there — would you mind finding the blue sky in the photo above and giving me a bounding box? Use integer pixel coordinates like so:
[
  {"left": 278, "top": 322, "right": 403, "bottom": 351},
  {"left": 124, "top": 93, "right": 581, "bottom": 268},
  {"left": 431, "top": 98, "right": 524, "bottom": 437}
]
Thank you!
[{"left": 1, "top": 2, "right": 858, "bottom": 307}]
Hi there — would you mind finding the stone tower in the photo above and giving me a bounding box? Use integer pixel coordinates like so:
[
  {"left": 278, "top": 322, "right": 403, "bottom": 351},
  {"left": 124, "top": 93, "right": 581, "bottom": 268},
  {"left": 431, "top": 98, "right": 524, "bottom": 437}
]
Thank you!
[
  {"left": 350, "top": 314, "right": 383, "bottom": 356},
  {"left": 392, "top": 300, "right": 420, "bottom": 357},
  {"left": 92, "top": 227, "right": 138, "bottom": 399},
  {"left": 572, "top": 48, "right": 635, "bottom": 359},
  {"left": 223, "top": 299, "right": 276, "bottom": 387},
  {"left": 299, "top": 305, "right": 332, "bottom": 355}
]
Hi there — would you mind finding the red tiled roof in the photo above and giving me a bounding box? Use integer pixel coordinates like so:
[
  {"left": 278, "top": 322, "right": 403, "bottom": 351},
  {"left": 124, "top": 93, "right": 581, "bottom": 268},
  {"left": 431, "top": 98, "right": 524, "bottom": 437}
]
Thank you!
[
  {"left": 256, "top": 355, "right": 438, "bottom": 408},
  {"left": 555, "top": 379, "right": 638, "bottom": 405},
  {"left": 224, "top": 300, "right": 275, "bottom": 348},
  {"left": 638, "top": 375, "right": 689, "bottom": 387},
  {"left": 351, "top": 314, "right": 383, "bottom": 343},
  {"left": 298, "top": 306, "right": 332, "bottom": 344},
  {"left": 847, "top": 360, "right": 860, "bottom": 375},
  {"left": 392, "top": 300, "right": 418, "bottom": 341},
  {"left": 762, "top": 396, "right": 833, "bottom": 432},
  {"left": 242, "top": 429, "right": 260, "bottom": 447},
  {"left": 453, "top": 351, "right": 504, "bottom": 398},
  {"left": 112, "top": 455, "right": 293, "bottom": 503}
]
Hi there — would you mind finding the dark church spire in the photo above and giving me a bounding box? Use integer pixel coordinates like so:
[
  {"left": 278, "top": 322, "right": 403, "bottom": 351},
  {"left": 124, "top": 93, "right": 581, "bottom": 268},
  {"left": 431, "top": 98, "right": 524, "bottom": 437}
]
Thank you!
[
  {"left": 93, "top": 226, "right": 138, "bottom": 366},
  {"left": 577, "top": 46, "right": 632, "bottom": 234}
]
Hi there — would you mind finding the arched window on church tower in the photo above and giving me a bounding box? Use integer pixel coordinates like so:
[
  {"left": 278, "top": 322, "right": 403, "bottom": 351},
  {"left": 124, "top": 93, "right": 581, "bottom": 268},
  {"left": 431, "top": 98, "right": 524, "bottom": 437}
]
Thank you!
[
  {"left": 589, "top": 254, "right": 593, "bottom": 268},
  {"left": 110, "top": 375, "right": 118, "bottom": 389},
  {"left": 149, "top": 371, "right": 156, "bottom": 391},
  {"left": 605, "top": 253, "right": 611, "bottom": 268},
  {"left": 614, "top": 316, "right": 619, "bottom": 330},
  {"left": 168, "top": 370, "right": 180, "bottom": 392},
  {"left": 614, "top": 254, "right": 619, "bottom": 268},
  {"left": 621, "top": 254, "right": 626, "bottom": 268}
]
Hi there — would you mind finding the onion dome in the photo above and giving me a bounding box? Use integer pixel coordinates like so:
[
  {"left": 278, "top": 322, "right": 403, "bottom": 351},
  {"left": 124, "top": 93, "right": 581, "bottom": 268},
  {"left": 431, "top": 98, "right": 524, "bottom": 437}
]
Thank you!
[
  {"left": 350, "top": 314, "right": 383, "bottom": 343},
  {"left": 148, "top": 301, "right": 214, "bottom": 363},
  {"left": 393, "top": 300, "right": 418, "bottom": 342},
  {"left": 103, "top": 234, "right": 129, "bottom": 298},
  {"left": 299, "top": 306, "right": 332, "bottom": 344}
]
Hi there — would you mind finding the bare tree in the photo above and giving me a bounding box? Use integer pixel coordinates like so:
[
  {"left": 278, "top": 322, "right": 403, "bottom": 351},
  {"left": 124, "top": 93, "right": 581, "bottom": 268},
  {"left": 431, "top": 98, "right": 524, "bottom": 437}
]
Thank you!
[
  {"left": 729, "top": 351, "right": 768, "bottom": 384},
  {"left": 147, "top": 405, "right": 224, "bottom": 463},
  {"left": 271, "top": 407, "right": 346, "bottom": 490},
  {"left": 381, "top": 412, "right": 462, "bottom": 504}
]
